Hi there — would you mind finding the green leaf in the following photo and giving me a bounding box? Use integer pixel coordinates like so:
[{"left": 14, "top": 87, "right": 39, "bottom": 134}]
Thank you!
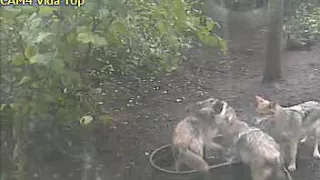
[
  {"left": 67, "top": 31, "right": 78, "bottom": 47},
  {"left": 77, "top": 26, "right": 91, "bottom": 33},
  {"left": 113, "top": 21, "right": 127, "bottom": 35},
  {"left": 83, "top": 1, "right": 99, "bottom": 15},
  {"left": 10, "top": 54, "right": 26, "bottom": 66},
  {"left": 34, "top": 32, "right": 52, "bottom": 44},
  {"left": 28, "top": 17, "right": 42, "bottom": 32},
  {"left": 17, "top": 6, "right": 38, "bottom": 14},
  {"left": 17, "top": 76, "right": 31, "bottom": 85},
  {"left": 80, "top": 115, "right": 94, "bottom": 125},
  {"left": 91, "top": 34, "right": 107, "bottom": 46},
  {"left": 218, "top": 38, "right": 227, "bottom": 55},
  {"left": 158, "top": 21, "right": 167, "bottom": 36},
  {"left": 205, "top": 35, "right": 218, "bottom": 46},
  {"left": 38, "top": 6, "right": 59, "bottom": 16},
  {"left": 28, "top": 12, "right": 38, "bottom": 22},
  {"left": 77, "top": 32, "right": 107, "bottom": 46},
  {"left": 185, "top": 19, "right": 196, "bottom": 31},
  {"left": 0, "top": 7, "right": 22, "bottom": 20},
  {"left": 50, "top": 59, "right": 65, "bottom": 74},
  {"left": 99, "top": 8, "right": 110, "bottom": 19},
  {"left": 29, "top": 53, "right": 53, "bottom": 65},
  {"left": 109, "top": 0, "right": 127, "bottom": 16},
  {"left": 16, "top": 13, "right": 33, "bottom": 23},
  {"left": 206, "top": 20, "right": 216, "bottom": 32},
  {"left": 31, "top": 82, "right": 41, "bottom": 89},
  {"left": 77, "top": 32, "right": 91, "bottom": 43},
  {"left": 0, "top": 104, "right": 6, "bottom": 111},
  {"left": 9, "top": 104, "right": 15, "bottom": 109},
  {"left": 172, "top": 0, "right": 187, "bottom": 21},
  {"left": 24, "top": 46, "right": 37, "bottom": 59}
]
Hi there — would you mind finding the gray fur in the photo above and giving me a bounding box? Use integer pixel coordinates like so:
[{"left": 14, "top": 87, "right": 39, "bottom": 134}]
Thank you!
[
  {"left": 254, "top": 96, "right": 320, "bottom": 172},
  {"left": 171, "top": 98, "right": 224, "bottom": 172},
  {"left": 213, "top": 100, "right": 292, "bottom": 180}
]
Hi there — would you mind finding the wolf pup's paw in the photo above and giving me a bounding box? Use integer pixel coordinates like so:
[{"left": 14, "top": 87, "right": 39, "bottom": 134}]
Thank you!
[
  {"left": 287, "top": 164, "right": 296, "bottom": 171},
  {"left": 313, "top": 149, "right": 320, "bottom": 159},
  {"left": 313, "top": 152, "right": 320, "bottom": 159}
]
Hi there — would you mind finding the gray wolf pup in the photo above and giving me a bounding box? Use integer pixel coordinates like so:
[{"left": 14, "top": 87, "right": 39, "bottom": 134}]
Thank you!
[
  {"left": 254, "top": 95, "right": 320, "bottom": 171},
  {"left": 211, "top": 99, "right": 292, "bottom": 180},
  {"left": 171, "top": 98, "right": 225, "bottom": 172}
]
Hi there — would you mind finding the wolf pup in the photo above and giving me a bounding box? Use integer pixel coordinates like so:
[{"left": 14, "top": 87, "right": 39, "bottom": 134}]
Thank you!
[
  {"left": 211, "top": 99, "right": 292, "bottom": 180},
  {"left": 254, "top": 95, "right": 320, "bottom": 172},
  {"left": 171, "top": 98, "right": 225, "bottom": 172}
]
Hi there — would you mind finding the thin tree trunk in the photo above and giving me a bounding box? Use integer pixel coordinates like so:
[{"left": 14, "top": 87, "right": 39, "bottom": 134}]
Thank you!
[
  {"left": 12, "top": 117, "right": 27, "bottom": 180},
  {"left": 262, "top": 0, "right": 284, "bottom": 83}
]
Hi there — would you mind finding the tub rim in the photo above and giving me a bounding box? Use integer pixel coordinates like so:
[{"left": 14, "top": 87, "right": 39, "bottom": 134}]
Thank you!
[{"left": 149, "top": 143, "right": 238, "bottom": 175}]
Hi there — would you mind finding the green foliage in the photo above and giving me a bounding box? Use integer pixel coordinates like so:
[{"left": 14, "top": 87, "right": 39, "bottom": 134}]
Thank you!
[
  {"left": 285, "top": 3, "right": 320, "bottom": 39},
  {"left": 1, "top": 0, "right": 225, "bottom": 125},
  {"left": 0, "top": 1, "right": 224, "bottom": 179},
  {"left": 102, "top": 0, "right": 226, "bottom": 75}
]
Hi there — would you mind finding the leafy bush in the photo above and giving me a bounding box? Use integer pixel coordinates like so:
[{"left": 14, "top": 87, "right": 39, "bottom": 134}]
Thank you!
[{"left": 285, "top": 3, "right": 320, "bottom": 39}]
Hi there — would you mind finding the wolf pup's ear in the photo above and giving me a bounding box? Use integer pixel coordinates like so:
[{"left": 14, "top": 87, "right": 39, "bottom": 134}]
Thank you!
[
  {"left": 268, "top": 101, "right": 277, "bottom": 109},
  {"left": 255, "top": 95, "right": 264, "bottom": 104}
]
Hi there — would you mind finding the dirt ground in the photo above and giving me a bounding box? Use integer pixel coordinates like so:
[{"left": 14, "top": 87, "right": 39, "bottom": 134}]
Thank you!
[{"left": 28, "top": 21, "right": 320, "bottom": 180}]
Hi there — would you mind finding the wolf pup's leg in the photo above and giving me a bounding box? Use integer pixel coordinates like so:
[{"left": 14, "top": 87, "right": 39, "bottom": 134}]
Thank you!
[
  {"left": 287, "top": 140, "right": 298, "bottom": 171},
  {"left": 172, "top": 147, "right": 184, "bottom": 172},
  {"left": 313, "top": 139, "right": 320, "bottom": 159},
  {"left": 279, "top": 144, "right": 287, "bottom": 167},
  {"left": 313, "top": 126, "right": 320, "bottom": 159},
  {"left": 172, "top": 151, "right": 182, "bottom": 171},
  {"left": 250, "top": 164, "right": 271, "bottom": 180},
  {"left": 174, "top": 158, "right": 183, "bottom": 172},
  {"left": 282, "top": 166, "right": 292, "bottom": 180}
]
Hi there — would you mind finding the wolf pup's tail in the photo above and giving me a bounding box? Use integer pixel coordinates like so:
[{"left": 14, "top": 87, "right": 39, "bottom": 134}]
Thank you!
[{"left": 178, "top": 148, "right": 209, "bottom": 172}]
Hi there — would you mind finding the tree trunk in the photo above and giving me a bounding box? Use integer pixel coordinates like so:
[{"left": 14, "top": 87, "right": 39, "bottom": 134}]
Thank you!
[
  {"left": 12, "top": 117, "right": 27, "bottom": 180},
  {"left": 262, "top": 0, "right": 284, "bottom": 83}
]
